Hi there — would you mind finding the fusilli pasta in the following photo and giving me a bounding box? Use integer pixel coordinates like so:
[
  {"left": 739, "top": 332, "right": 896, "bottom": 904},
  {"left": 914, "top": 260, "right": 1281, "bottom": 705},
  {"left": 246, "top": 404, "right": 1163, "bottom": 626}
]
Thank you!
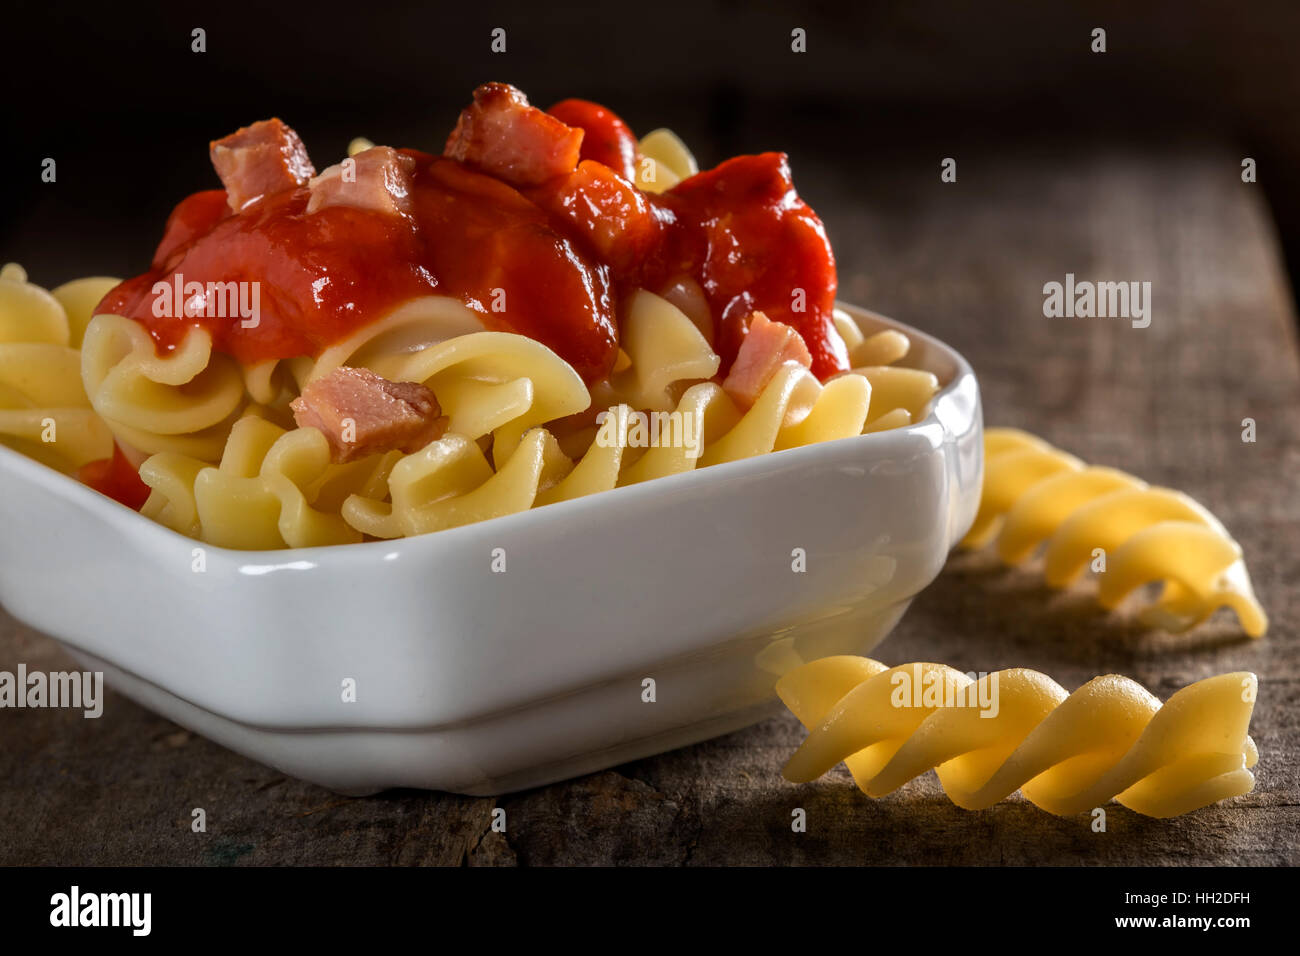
[
  {"left": 81, "top": 312, "right": 246, "bottom": 461},
  {"left": 0, "top": 263, "right": 114, "bottom": 472},
  {"left": 338, "top": 293, "right": 932, "bottom": 542},
  {"left": 831, "top": 308, "right": 939, "bottom": 429},
  {"left": 8, "top": 250, "right": 931, "bottom": 547},
  {"left": 140, "top": 414, "right": 397, "bottom": 549},
  {"left": 964, "top": 428, "right": 1267, "bottom": 636},
  {"left": 634, "top": 128, "right": 698, "bottom": 193},
  {"left": 779, "top": 655, "right": 1259, "bottom": 818}
]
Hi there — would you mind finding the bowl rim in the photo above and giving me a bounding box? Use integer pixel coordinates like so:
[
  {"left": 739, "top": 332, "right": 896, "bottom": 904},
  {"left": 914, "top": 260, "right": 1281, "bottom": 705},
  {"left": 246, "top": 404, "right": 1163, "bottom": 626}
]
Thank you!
[{"left": 0, "top": 302, "right": 978, "bottom": 560}]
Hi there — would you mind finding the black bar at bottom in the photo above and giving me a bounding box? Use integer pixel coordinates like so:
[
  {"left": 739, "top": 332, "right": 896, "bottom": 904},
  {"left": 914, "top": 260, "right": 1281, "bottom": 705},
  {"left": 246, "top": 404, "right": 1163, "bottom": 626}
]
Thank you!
[{"left": 0, "top": 865, "right": 1277, "bottom": 939}]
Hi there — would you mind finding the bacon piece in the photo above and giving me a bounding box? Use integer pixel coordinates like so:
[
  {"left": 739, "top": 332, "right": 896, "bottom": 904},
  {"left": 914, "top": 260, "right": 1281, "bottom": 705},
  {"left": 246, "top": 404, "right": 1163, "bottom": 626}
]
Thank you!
[
  {"left": 721, "top": 311, "right": 813, "bottom": 409},
  {"left": 444, "top": 82, "right": 584, "bottom": 186},
  {"left": 210, "top": 118, "right": 315, "bottom": 213},
  {"left": 306, "top": 146, "right": 417, "bottom": 217},
  {"left": 290, "top": 367, "right": 447, "bottom": 463}
]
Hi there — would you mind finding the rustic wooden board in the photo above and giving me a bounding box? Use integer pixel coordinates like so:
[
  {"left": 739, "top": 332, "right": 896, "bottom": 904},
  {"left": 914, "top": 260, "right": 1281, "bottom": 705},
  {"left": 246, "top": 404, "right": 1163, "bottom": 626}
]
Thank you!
[{"left": 2, "top": 145, "right": 1296, "bottom": 865}]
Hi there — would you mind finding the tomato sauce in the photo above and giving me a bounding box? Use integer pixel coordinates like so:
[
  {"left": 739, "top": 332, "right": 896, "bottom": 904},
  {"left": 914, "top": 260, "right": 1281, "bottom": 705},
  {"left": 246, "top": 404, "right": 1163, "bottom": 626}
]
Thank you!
[
  {"left": 76, "top": 443, "right": 151, "bottom": 510},
  {"left": 95, "top": 90, "right": 845, "bottom": 385}
]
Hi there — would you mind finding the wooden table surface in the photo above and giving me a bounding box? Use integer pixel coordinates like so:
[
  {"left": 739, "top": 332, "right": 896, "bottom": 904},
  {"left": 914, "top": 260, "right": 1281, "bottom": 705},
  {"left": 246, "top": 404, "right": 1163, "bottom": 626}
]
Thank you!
[{"left": 2, "top": 143, "right": 1297, "bottom": 866}]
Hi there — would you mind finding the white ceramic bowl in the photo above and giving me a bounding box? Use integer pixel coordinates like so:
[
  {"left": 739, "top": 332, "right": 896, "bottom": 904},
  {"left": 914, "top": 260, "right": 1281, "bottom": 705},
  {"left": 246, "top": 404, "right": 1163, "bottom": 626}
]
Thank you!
[{"left": 0, "top": 305, "right": 981, "bottom": 795}]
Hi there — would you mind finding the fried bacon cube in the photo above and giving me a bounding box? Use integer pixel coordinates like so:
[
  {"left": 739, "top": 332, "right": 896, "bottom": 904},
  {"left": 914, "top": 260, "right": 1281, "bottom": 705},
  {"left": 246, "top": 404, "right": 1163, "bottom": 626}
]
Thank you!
[
  {"left": 290, "top": 367, "right": 448, "bottom": 463},
  {"left": 721, "top": 311, "right": 814, "bottom": 408},
  {"left": 444, "top": 82, "right": 584, "bottom": 186},
  {"left": 306, "top": 146, "right": 417, "bottom": 217},
  {"left": 210, "top": 118, "right": 316, "bottom": 212}
]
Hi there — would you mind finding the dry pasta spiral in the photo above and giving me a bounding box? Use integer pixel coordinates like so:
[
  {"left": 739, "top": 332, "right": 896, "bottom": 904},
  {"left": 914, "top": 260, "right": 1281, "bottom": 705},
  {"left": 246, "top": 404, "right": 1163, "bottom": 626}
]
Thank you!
[
  {"left": 779, "top": 655, "right": 1259, "bottom": 818},
  {"left": 963, "top": 428, "right": 1267, "bottom": 637},
  {"left": 0, "top": 263, "right": 115, "bottom": 471}
]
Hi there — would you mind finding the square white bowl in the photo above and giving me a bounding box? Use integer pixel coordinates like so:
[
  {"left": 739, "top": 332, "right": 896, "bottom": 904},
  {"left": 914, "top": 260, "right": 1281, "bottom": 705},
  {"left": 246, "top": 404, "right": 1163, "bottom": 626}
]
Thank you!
[{"left": 0, "top": 304, "right": 982, "bottom": 795}]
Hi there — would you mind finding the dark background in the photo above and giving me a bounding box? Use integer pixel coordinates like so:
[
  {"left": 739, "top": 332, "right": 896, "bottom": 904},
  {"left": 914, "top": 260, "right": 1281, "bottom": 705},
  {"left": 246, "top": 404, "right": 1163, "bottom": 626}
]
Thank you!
[
  {"left": 3, "top": 0, "right": 1298, "bottom": 311},
  {"left": 3, "top": 0, "right": 1298, "bottom": 868}
]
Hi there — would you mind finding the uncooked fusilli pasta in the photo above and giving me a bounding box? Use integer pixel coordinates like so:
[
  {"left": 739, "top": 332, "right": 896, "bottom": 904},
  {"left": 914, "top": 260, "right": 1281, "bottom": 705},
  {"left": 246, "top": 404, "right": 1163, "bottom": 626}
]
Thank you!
[
  {"left": 964, "top": 428, "right": 1267, "bottom": 636},
  {"left": 779, "top": 655, "right": 1259, "bottom": 818}
]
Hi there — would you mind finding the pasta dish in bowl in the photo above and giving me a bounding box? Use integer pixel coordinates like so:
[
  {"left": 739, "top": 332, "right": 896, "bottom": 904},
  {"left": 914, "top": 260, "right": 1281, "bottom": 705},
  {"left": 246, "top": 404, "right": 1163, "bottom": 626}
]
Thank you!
[{"left": 0, "top": 84, "right": 981, "bottom": 793}]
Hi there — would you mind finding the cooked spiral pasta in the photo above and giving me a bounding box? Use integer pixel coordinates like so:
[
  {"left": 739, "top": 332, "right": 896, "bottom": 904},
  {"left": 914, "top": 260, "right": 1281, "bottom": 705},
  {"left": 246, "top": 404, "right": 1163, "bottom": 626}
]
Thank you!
[
  {"left": 347, "top": 136, "right": 375, "bottom": 157},
  {"left": 962, "top": 428, "right": 1267, "bottom": 636},
  {"left": 634, "top": 128, "right": 699, "bottom": 193},
  {"left": 779, "top": 655, "right": 1259, "bottom": 818},
  {"left": 139, "top": 413, "right": 397, "bottom": 549},
  {"left": 5, "top": 264, "right": 929, "bottom": 545},
  {"left": 591, "top": 296, "right": 934, "bottom": 444},
  {"left": 0, "top": 263, "right": 114, "bottom": 472},
  {"left": 347, "top": 323, "right": 591, "bottom": 467},
  {"left": 137, "top": 290, "right": 934, "bottom": 544},
  {"left": 342, "top": 362, "right": 877, "bottom": 538},
  {"left": 80, "top": 312, "right": 246, "bottom": 461},
  {"left": 341, "top": 426, "right": 572, "bottom": 538},
  {"left": 294, "top": 295, "right": 488, "bottom": 388},
  {"left": 339, "top": 292, "right": 931, "bottom": 540},
  {"left": 600, "top": 288, "right": 721, "bottom": 412},
  {"left": 831, "top": 308, "right": 939, "bottom": 429}
]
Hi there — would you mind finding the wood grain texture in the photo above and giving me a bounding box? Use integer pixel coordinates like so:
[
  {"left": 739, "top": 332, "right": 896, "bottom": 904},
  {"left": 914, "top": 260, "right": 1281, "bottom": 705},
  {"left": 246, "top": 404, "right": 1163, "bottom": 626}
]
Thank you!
[{"left": 1, "top": 145, "right": 1296, "bottom": 866}]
